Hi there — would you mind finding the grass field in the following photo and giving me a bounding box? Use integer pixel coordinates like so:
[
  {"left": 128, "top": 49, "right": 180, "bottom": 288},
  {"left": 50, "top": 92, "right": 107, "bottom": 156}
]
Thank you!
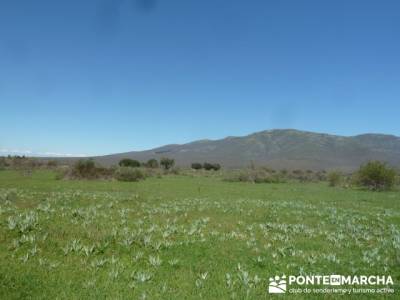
[{"left": 0, "top": 170, "right": 399, "bottom": 299}]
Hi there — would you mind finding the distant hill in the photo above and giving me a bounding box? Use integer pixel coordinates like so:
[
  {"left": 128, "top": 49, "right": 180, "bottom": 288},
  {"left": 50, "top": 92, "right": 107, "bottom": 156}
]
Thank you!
[{"left": 92, "top": 129, "right": 400, "bottom": 171}]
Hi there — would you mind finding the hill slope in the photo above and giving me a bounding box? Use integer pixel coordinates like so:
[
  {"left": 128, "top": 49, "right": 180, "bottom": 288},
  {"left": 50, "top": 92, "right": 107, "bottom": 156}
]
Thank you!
[{"left": 94, "top": 129, "right": 400, "bottom": 170}]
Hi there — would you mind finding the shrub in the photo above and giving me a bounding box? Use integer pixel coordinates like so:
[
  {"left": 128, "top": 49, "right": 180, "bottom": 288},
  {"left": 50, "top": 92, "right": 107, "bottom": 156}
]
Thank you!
[
  {"left": 315, "top": 171, "right": 327, "bottom": 181},
  {"left": 225, "top": 168, "right": 285, "bottom": 184},
  {"left": 143, "top": 167, "right": 163, "bottom": 178},
  {"left": 69, "top": 159, "right": 114, "bottom": 180},
  {"left": 396, "top": 173, "right": 400, "bottom": 186},
  {"left": 327, "top": 171, "right": 342, "bottom": 187},
  {"left": 119, "top": 158, "right": 141, "bottom": 168},
  {"left": 146, "top": 159, "right": 159, "bottom": 169},
  {"left": 212, "top": 163, "right": 221, "bottom": 171},
  {"left": 191, "top": 162, "right": 203, "bottom": 170},
  {"left": 3, "top": 156, "right": 43, "bottom": 170},
  {"left": 203, "top": 162, "right": 214, "bottom": 171},
  {"left": 160, "top": 157, "right": 175, "bottom": 170},
  {"left": 114, "top": 167, "right": 146, "bottom": 182},
  {"left": 169, "top": 167, "right": 181, "bottom": 175},
  {"left": 292, "top": 169, "right": 303, "bottom": 175},
  {"left": 47, "top": 160, "right": 58, "bottom": 168},
  {"left": 55, "top": 166, "right": 71, "bottom": 180},
  {"left": 203, "top": 162, "right": 221, "bottom": 171},
  {"left": 0, "top": 157, "right": 7, "bottom": 170},
  {"left": 356, "top": 161, "right": 396, "bottom": 191},
  {"left": 73, "top": 159, "right": 97, "bottom": 178},
  {"left": 254, "top": 173, "right": 284, "bottom": 183}
]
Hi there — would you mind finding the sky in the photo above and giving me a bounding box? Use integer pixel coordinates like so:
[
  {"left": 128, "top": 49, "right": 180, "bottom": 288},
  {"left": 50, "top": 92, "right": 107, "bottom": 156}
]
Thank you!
[{"left": 1, "top": 0, "right": 399, "bottom": 156}]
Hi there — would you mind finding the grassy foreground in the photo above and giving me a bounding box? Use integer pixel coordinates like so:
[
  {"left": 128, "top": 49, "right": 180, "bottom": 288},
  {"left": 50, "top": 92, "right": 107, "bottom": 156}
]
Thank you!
[{"left": 0, "top": 170, "right": 399, "bottom": 299}]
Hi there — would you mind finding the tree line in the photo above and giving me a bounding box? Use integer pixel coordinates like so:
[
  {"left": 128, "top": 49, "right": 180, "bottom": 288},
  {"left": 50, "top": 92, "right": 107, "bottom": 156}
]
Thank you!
[{"left": 119, "top": 157, "right": 175, "bottom": 170}]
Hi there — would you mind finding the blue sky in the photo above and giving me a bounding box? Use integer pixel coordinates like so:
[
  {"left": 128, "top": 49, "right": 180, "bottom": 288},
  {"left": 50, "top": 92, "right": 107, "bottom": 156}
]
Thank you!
[{"left": 1, "top": 0, "right": 399, "bottom": 156}]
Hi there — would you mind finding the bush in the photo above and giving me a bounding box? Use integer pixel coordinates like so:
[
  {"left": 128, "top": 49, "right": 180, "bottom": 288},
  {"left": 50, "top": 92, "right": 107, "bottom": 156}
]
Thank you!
[
  {"left": 146, "top": 159, "right": 159, "bottom": 169},
  {"left": 143, "top": 167, "right": 163, "bottom": 178},
  {"left": 212, "top": 163, "right": 221, "bottom": 171},
  {"left": 0, "top": 157, "right": 7, "bottom": 170},
  {"left": 203, "top": 162, "right": 221, "bottom": 171},
  {"left": 73, "top": 159, "right": 97, "bottom": 178},
  {"left": 47, "top": 160, "right": 58, "bottom": 168},
  {"left": 191, "top": 162, "right": 203, "bottom": 170},
  {"left": 356, "top": 161, "right": 396, "bottom": 191},
  {"left": 315, "top": 171, "right": 327, "bottom": 181},
  {"left": 225, "top": 168, "right": 285, "bottom": 184},
  {"left": 69, "top": 159, "right": 114, "bottom": 180},
  {"left": 280, "top": 169, "right": 288, "bottom": 176},
  {"left": 169, "top": 167, "right": 181, "bottom": 175},
  {"left": 292, "top": 169, "right": 303, "bottom": 175},
  {"left": 327, "top": 171, "right": 342, "bottom": 187},
  {"left": 119, "top": 158, "right": 141, "bottom": 168},
  {"left": 160, "top": 157, "right": 175, "bottom": 170},
  {"left": 55, "top": 166, "right": 70, "bottom": 180},
  {"left": 203, "top": 162, "right": 213, "bottom": 171},
  {"left": 114, "top": 167, "right": 146, "bottom": 182}
]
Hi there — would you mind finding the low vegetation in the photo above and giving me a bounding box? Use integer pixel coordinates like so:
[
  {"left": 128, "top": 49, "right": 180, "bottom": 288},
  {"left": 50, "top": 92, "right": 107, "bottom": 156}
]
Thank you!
[
  {"left": 114, "top": 167, "right": 146, "bottom": 182},
  {"left": 224, "top": 168, "right": 286, "bottom": 184},
  {"left": 0, "top": 170, "right": 398, "bottom": 299},
  {"left": 0, "top": 155, "right": 57, "bottom": 170},
  {"left": 1, "top": 155, "right": 398, "bottom": 192},
  {"left": 63, "top": 159, "right": 114, "bottom": 180}
]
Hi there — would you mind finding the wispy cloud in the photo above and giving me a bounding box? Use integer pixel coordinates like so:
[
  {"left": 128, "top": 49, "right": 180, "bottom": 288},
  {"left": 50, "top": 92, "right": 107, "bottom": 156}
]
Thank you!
[{"left": 0, "top": 148, "right": 88, "bottom": 157}]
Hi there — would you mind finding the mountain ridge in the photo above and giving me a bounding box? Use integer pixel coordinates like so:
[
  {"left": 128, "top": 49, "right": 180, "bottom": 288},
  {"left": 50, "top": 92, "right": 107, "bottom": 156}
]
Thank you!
[{"left": 92, "top": 129, "right": 400, "bottom": 171}]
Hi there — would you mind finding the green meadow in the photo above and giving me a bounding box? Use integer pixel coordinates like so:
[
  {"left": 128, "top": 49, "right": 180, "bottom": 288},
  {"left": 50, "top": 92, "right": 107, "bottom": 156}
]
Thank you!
[{"left": 0, "top": 170, "right": 399, "bottom": 299}]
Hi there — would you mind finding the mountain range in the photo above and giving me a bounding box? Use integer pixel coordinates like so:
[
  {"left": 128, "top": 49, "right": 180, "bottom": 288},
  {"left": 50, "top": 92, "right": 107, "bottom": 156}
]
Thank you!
[{"left": 92, "top": 129, "right": 400, "bottom": 171}]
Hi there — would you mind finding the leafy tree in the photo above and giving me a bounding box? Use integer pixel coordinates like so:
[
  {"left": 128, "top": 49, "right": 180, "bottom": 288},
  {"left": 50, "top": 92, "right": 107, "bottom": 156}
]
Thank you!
[
  {"left": 146, "top": 159, "right": 159, "bottom": 169},
  {"left": 160, "top": 157, "right": 175, "bottom": 170},
  {"left": 203, "top": 162, "right": 214, "bottom": 171},
  {"left": 356, "top": 161, "right": 396, "bottom": 191},
  {"left": 212, "top": 163, "right": 221, "bottom": 171},
  {"left": 203, "top": 162, "right": 221, "bottom": 171},
  {"left": 191, "top": 162, "right": 203, "bottom": 170},
  {"left": 119, "top": 158, "right": 141, "bottom": 168}
]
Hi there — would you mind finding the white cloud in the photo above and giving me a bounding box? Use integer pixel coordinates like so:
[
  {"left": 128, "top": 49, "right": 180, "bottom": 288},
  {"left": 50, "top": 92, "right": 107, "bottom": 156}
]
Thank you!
[{"left": 0, "top": 148, "right": 88, "bottom": 157}]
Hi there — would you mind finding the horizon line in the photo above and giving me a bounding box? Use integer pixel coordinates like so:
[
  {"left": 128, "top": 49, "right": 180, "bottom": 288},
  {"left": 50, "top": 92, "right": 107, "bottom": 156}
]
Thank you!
[{"left": 2, "top": 128, "right": 399, "bottom": 158}]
